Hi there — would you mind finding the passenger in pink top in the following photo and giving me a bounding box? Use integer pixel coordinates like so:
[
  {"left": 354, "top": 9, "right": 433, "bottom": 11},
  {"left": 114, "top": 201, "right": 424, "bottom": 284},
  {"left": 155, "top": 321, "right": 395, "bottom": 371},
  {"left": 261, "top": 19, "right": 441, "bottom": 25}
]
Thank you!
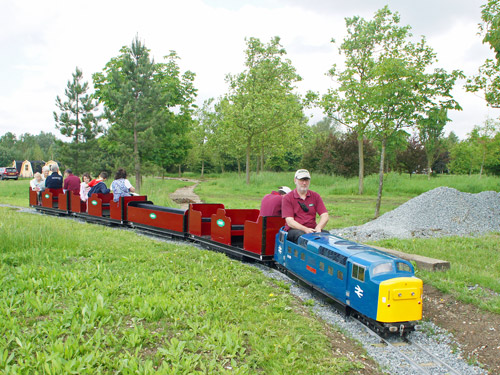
[
  {"left": 259, "top": 186, "right": 292, "bottom": 217},
  {"left": 281, "top": 169, "right": 329, "bottom": 243}
]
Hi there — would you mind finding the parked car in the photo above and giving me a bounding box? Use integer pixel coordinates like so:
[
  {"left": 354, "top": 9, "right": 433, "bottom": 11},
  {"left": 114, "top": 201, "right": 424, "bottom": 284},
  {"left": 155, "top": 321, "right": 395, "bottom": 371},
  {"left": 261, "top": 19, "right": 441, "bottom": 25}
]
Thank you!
[{"left": 0, "top": 167, "right": 19, "bottom": 180}]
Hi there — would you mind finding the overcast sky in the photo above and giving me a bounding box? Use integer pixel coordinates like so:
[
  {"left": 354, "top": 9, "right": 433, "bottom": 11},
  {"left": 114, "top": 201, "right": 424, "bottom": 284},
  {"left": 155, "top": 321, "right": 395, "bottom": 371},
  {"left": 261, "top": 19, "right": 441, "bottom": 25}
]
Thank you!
[{"left": 1, "top": 0, "right": 498, "bottom": 141}]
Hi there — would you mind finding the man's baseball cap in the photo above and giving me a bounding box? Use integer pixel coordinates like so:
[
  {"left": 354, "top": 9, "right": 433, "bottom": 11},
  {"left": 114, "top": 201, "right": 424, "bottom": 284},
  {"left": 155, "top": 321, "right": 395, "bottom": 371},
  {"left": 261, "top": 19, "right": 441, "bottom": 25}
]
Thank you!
[
  {"left": 278, "top": 186, "right": 292, "bottom": 194},
  {"left": 294, "top": 169, "right": 311, "bottom": 179}
]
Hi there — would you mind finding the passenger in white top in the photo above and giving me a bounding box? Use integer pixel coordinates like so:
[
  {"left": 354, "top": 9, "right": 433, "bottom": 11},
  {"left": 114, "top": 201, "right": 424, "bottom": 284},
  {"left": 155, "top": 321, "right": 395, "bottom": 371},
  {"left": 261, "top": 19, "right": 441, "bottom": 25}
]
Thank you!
[{"left": 111, "top": 168, "right": 135, "bottom": 202}]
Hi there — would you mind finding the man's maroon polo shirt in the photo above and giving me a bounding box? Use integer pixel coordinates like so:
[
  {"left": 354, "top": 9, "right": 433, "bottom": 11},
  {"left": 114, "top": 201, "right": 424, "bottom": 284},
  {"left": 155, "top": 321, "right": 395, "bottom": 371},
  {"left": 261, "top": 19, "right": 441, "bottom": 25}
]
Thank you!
[
  {"left": 281, "top": 189, "right": 327, "bottom": 230},
  {"left": 260, "top": 191, "right": 283, "bottom": 216},
  {"left": 63, "top": 174, "right": 81, "bottom": 196}
]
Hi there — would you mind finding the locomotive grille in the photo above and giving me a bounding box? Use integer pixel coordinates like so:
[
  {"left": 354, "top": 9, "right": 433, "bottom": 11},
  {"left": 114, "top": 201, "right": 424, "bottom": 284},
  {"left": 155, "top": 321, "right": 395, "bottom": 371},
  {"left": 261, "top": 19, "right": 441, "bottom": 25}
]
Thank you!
[{"left": 318, "top": 246, "right": 347, "bottom": 265}]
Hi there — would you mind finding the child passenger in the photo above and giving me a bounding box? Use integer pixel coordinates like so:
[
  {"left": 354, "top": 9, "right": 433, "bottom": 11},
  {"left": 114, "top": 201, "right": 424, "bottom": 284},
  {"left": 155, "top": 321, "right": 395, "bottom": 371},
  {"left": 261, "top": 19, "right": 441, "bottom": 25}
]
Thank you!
[
  {"left": 111, "top": 169, "right": 135, "bottom": 202},
  {"left": 79, "top": 173, "right": 91, "bottom": 202},
  {"left": 87, "top": 172, "right": 110, "bottom": 198}
]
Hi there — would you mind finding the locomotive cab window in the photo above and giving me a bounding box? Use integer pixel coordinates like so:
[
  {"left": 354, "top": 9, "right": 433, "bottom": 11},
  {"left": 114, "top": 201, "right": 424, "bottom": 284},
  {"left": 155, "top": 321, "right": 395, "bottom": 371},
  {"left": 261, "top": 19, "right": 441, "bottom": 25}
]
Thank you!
[
  {"left": 300, "top": 252, "right": 305, "bottom": 261},
  {"left": 352, "top": 264, "right": 365, "bottom": 282},
  {"left": 294, "top": 249, "right": 298, "bottom": 257},
  {"left": 396, "top": 262, "right": 411, "bottom": 272},
  {"left": 372, "top": 262, "right": 393, "bottom": 276}
]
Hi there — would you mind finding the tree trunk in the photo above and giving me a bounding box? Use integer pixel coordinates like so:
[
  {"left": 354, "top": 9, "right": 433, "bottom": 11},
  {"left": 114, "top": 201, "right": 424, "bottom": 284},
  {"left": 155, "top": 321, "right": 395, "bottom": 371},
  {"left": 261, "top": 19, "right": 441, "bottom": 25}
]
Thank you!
[
  {"left": 134, "top": 124, "right": 141, "bottom": 194},
  {"left": 237, "top": 160, "right": 241, "bottom": 176},
  {"left": 201, "top": 160, "right": 205, "bottom": 178},
  {"left": 479, "top": 149, "right": 486, "bottom": 178},
  {"left": 357, "top": 135, "right": 364, "bottom": 195},
  {"left": 178, "top": 164, "right": 182, "bottom": 177},
  {"left": 374, "top": 138, "right": 386, "bottom": 218},
  {"left": 427, "top": 156, "right": 432, "bottom": 180},
  {"left": 246, "top": 143, "right": 251, "bottom": 185},
  {"left": 260, "top": 148, "right": 264, "bottom": 173}
]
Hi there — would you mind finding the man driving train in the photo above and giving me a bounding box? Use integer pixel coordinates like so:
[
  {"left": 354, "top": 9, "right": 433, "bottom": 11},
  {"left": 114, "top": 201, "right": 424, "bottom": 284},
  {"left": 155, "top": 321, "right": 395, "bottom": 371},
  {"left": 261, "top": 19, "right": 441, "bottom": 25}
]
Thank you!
[{"left": 281, "top": 169, "right": 329, "bottom": 243}]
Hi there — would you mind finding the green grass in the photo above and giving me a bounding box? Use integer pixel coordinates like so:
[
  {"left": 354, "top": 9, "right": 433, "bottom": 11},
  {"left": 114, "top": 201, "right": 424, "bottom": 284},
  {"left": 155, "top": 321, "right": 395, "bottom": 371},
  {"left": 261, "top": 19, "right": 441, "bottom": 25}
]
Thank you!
[
  {"left": 0, "top": 179, "right": 31, "bottom": 207},
  {"left": 0, "top": 207, "right": 366, "bottom": 374},
  {"left": 372, "top": 235, "right": 500, "bottom": 314}
]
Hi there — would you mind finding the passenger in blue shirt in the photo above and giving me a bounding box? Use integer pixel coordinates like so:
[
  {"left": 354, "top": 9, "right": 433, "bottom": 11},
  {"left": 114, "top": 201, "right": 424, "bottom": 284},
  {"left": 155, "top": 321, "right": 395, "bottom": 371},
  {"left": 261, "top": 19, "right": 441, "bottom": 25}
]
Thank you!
[
  {"left": 87, "top": 172, "right": 110, "bottom": 198},
  {"left": 44, "top": 164, "right": 63, "bottom": 189}
]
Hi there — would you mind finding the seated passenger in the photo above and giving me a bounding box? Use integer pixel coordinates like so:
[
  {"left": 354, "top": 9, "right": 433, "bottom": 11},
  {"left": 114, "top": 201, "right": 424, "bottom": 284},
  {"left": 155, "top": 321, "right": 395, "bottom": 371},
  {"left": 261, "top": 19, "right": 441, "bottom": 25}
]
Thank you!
[
  {"left": 79, "top": 173, "right": 91, "bottom": 202},
  {"left": 259, "top": 186, "right": 291, "bottom": 217},
  {"left": 42, "top": 166, "right": 50, "bottom": 180},
  {"left": 282, "top": 169, "right": 329, "bottom": 243},
  {"left": 87, "top": 172, "right": 110, "bottom": 198},
  {"left": 110, "top": 168, "right": 136, "bottom": 202},
  {"left": 30, "top": 172, "right": 44, "bottom": 192},
  {"left": 63, "top": 169, "right": 80, "bottom": 196},
  {"left": 45, "top": 164, "right": 63, "bottom": 189}
]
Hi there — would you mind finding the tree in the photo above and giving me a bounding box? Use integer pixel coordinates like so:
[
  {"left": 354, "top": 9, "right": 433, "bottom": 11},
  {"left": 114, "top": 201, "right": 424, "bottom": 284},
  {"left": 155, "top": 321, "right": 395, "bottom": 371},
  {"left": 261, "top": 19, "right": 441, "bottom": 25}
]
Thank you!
[
  {"left": 220, "top": 36, "right": 305, "bottom": 184},
  {"left": 54, "top": 67, "right": 102, "bottom": 173},
  {"left": 449, "top": 140, "right": 481, "bottom": 175},
  {"left": 321, "top": 11, "right": 395, "bottom": 194},
  {"left": 465, "top": 0, "right": 500, "bottom": 106},
  {"left": 302, "top": 131, "right": 378, "bottom": 177},
  {"left": 93, "top": 36, "right": 196, "bottom": 192},
  {"left": 417, "top": 107, "right": 450, "bottom": 179},
  {"left": 330, "top": 7, "right": 462, "bottom": 217},
  {"left": 395, "top": 134, "right": 427, "bottom": 177},
  {"left": 469, "top": 119, "right": 499, "bottom": 177},
  {"left": 191, "top": 99, "right": 218, "bottom": 177}
]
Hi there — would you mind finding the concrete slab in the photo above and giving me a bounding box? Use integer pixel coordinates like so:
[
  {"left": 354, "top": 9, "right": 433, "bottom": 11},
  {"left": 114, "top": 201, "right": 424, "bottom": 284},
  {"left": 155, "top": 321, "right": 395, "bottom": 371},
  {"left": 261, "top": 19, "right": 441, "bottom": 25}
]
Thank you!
[{"left": 369, "top": 245, "right": 450, "bottom": 272}]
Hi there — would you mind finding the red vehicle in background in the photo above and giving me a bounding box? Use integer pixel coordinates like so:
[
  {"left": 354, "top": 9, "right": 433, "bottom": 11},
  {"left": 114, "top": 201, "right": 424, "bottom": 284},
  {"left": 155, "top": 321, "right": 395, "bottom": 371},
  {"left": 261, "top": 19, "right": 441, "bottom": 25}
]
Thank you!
[{"left": 0, "top": 167, "right": 19, "bottom": 180}]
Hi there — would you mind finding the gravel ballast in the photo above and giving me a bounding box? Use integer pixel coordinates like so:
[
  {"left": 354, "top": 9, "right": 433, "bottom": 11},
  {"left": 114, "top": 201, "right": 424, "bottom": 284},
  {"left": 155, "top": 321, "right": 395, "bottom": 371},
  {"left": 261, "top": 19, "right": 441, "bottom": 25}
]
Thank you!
[{"left": 331, "top": 187, "right": 500, "bottom": 242}]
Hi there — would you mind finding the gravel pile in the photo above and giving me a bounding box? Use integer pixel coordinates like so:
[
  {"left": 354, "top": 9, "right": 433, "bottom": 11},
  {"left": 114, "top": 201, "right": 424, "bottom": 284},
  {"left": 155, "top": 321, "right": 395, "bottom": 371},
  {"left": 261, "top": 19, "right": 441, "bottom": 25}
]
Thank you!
[{"left": 332, "top": 187, "right": 500, "bottom": 242}]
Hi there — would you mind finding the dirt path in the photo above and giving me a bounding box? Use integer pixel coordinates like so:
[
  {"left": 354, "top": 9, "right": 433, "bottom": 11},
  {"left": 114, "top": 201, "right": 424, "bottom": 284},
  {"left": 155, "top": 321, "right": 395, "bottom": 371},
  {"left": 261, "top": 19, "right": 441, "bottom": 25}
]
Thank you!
[
  {"left": 167, "top": 177, "right": 202, "bottom": 210},
  {"left": 423, "top": 284, "right": 499, "bottom": 374}
]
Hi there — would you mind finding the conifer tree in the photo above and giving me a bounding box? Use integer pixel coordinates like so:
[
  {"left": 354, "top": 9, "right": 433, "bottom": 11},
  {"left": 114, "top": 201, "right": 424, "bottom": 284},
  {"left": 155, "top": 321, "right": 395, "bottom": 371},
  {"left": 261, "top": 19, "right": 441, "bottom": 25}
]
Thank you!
[{"left": 54, "top": 67, "right": 102, "bottom": 173}]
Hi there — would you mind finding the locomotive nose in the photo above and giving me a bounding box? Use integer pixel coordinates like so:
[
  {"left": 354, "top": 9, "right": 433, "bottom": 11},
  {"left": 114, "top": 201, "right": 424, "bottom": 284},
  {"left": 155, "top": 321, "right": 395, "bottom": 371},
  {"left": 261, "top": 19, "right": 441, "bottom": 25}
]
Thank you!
[{"left": 376, "top": 277, "right": 423, "bottom": 323}]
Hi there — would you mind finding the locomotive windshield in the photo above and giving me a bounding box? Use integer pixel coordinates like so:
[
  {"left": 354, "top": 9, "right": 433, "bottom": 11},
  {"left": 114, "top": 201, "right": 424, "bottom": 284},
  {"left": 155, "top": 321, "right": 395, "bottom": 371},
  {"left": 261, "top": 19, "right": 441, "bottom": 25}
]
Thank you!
[
  {"left": 396, "top": 261, "right": 412, "bottom": 272},
  {"left": 371, "top": 262, "right": 393, "bottom": 276}
]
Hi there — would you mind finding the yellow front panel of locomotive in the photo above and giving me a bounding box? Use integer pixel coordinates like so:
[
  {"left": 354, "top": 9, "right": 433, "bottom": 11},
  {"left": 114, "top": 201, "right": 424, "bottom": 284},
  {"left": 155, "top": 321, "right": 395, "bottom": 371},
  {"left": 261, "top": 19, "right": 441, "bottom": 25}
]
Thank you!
[{"left": 376, "top": 277, "right": 423, "bottom": 323}]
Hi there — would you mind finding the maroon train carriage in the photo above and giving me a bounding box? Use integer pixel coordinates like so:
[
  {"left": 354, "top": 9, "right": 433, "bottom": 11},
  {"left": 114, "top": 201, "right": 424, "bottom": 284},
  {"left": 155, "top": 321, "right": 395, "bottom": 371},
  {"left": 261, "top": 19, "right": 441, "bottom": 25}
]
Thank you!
[
  {"left": 188, "top": 204, "right": 282, "bottom": 263},
  {"left": 31, "top": 191, "right": 284, "bottom": 264},
  {"left": 127, "top": 200, "right": 187, "bottom": 239},
  {"left": 70, "top": 191, "right": 87, "bottom": 213},
  {"left": 188, "top": 203, "right": 225, "bottom": 236},
  {"left": 210, "top": 207, "right": 260, "bottom": 246}
]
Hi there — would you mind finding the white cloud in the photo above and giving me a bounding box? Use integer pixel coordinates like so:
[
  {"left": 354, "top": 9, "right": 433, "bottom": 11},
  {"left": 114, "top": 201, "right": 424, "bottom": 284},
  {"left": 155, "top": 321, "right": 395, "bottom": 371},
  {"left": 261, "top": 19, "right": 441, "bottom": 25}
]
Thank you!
[{"left": 0, "top": 0, "right": 497, "bottom": 140}]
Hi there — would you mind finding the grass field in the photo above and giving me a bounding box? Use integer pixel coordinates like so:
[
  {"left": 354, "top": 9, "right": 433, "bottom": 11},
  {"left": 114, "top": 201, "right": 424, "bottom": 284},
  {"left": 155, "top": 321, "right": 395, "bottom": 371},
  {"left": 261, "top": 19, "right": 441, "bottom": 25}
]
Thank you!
[
  {"left": 0, "top": 207, "right": 364, "bottom": 374},
  {"left": 1, "top": 171, "right": 500, "bottom": 373}
]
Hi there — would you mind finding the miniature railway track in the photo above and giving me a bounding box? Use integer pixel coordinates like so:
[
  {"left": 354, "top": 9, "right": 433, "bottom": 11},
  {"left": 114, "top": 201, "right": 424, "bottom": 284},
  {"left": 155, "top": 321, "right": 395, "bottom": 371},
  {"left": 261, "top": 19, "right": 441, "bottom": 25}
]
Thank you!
[{"left": 355, "top": 319, "right": 463, "bottom": 375}]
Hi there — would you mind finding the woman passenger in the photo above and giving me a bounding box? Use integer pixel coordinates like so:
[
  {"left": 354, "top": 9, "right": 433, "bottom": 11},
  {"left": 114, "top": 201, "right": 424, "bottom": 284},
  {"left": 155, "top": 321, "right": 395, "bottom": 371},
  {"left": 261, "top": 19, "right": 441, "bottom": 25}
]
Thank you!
[
  {"left": 79, "top": 173, "right": 91, "bottom": 202},
  {"left": 111, "top": 168, "right": 135, "bottom": 202},
  {"left": 30, "top": 172, "right": 45, "bottom": 191},
  {"left": 42, "top": 166, "right": 50, "bottom": 180}
]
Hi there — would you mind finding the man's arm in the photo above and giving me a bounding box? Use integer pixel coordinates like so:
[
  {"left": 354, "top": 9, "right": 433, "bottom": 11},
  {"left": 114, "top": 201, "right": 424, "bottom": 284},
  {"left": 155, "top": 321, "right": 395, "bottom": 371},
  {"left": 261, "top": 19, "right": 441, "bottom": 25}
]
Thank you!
[
  {"left": 314, "top": 212, "right": 329, "bottom": 232},
  {"left": 285, "top": 217, "right": 315, "bottom": 234}
]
